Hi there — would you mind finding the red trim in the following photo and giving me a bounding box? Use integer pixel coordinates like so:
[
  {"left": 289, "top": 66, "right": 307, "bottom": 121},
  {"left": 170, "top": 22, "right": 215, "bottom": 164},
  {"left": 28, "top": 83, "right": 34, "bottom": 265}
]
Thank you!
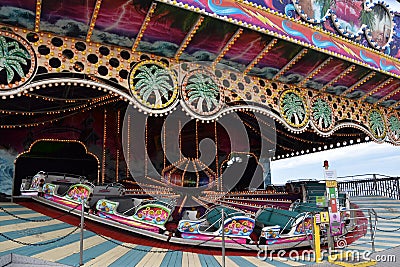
[{"left": 16, "top": 200, "right": 257, "bottom": 256}]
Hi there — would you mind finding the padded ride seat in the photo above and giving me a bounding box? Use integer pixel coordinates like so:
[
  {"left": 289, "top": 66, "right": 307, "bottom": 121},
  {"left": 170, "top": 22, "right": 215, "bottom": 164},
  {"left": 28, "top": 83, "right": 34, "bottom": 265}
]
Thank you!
[
  {"left": 206, "top": 206, "right": 244, "bottom": 228},
  {"left": 256, "top": 208, "right": 299, "bottom": 230},
  {"left": 56, "top": 184, "right": 71, "bottom": 196},
  {"left": 182, "top": 210, "right": 198, "bottom": 220},
  {"left": 199, "top": 223, "right": 218, "bottom": 232},
  {"left": 115, "top": 199, "right": 135, "bottom": 214},
  {"left": 292, "top": 202, "right": 323, "bottom": 213},
  {"left": 117, "top": 202, "right": 136, "bottom": 215},
  {"left": 102, "top": 197, "right": 136, "bottom": 215}
]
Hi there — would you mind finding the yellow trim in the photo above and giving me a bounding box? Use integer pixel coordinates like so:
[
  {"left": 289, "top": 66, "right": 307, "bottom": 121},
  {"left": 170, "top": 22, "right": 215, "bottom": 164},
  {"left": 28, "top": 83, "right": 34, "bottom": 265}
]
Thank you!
[
  {"left": 232, "top": 0, "right": 398, "bottom": 69},
  {"left": 368, "top": 108, "right": 387, "bottom": 139},
  {"left": 244, "top": 39, "right": 278, "bottom": 75},
  {"left": 320, "top": 65, "right": 355, "bottom": 93},
  {"left": 328, "top": 251, "right": 377, "bottom": 267},
  {"left": 131, "top": 2, "right": 157, "bottom": 52},
  {"left": 86, "top": 0, "right": 102, "bottom": 42},
  {"left": 279, "top": 89, "right": 309, "bottom": 128},
  {"left": 313, "top": 216, "right": 322, "bottom": 263},
  {"left": 310, "top": 95, "right": 335, "bottom": 132},
  {"left": 212, "top": 28, "right": 243, "bottom": 69},
  {"left": 341, "top": 72, "right": 376, "bottom": 96},
  {"left": 174, "top": 16, "right": 204, "bottom": 60},
  {"left": 181, "top": 68, "right": 222, "bottom": 115},
  {"left": 130, "top": 60, "right": 178, "bottom": 109},
  {"left": 34, "top": 0, "right": 42, "bottom": 32}
]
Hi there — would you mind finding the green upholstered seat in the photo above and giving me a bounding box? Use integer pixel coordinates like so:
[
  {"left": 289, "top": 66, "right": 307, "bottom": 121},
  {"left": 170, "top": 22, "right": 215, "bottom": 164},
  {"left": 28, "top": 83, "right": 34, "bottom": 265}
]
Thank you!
[
  {"left": 206, "top": 206, "right": 243, "bottom": 228},
  {"left": 292, "top": 202, "right": 323, "bottom": 213},
  {"left": 256, "top": 208, "right": 300, "bottom": 229}
]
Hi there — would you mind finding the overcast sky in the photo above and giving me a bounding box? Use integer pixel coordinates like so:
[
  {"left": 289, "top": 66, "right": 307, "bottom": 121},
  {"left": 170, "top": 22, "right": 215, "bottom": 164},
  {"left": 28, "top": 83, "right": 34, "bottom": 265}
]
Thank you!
[
  {"left": 271, "top": 142, "right": 400, "bottom": 184},
  {"left": 386, "top": 0, "right": 400, "bottom": 11}
]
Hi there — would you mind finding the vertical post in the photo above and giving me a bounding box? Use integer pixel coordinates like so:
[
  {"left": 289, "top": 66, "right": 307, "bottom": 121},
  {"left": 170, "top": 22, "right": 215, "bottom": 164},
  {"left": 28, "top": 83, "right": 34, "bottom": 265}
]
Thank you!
[
  {"left": 259, "top": 157, "right": 272, "bottom": 189},
  {"left": 369, "top": 210, "right": 375, "bottom": 253},
  {"left": 323, "top": 161, "right": 335, "bottom": 254},
  {"left": 313, "top": 215, "right": 322, "bottom": 263},
  {"left": 327, "top": 222, "right": 334, "bottom": 254},
  {"left": 372, "top": 174, "right": 376, "bottom": 192},
  {"left": 80, "top": 199, "right": 85, "bottom": 266},
  {"left": 214, "top": 120, "right": 219, "bottom": 191},
  {"left": 102, "top": 109, "right": 107, "bottom": 184},
  {"left": 221, "top": 209, "right": 225, "bottom": 267},
  {"left": 383, "top": 179, "right": 386, "bottom": 198}
]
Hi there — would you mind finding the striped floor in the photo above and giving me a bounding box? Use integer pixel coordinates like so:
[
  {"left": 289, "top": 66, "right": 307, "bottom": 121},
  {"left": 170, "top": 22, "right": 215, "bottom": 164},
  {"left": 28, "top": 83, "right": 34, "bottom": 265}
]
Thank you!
[
  {"left": 0, "top": 202, "right": 311, "bottom": 267},
  {"left": 346, "top": 196, "right": 400, "bottom": 253},
  {"left": 3, "top": 198, "right": 397, "bottom": 266}
]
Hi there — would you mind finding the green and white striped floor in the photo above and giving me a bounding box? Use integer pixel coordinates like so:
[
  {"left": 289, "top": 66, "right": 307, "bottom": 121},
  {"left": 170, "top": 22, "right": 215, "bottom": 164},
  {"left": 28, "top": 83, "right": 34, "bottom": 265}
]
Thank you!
[{"left": 0, "top": 202, "right": 311, "bottom": 267}]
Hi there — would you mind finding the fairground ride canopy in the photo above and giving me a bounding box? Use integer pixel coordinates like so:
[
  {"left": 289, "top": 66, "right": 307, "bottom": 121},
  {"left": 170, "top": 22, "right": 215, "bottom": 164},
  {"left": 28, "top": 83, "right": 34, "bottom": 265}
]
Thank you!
[{"left": 1, "top": 0, "right": 400, "bottom": 161}]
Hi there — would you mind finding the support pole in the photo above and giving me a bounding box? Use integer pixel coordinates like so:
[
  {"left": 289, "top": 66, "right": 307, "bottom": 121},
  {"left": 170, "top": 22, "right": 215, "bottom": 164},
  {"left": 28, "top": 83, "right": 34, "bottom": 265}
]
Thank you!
[
  {"left": 313, "top": 216, "right": 322, "bottom": 263},
  {"left": 327, "top": 224, "right": 334, "bottom": 254},
  {"left": 80, "top": 199, "right": 85, "bottom": 266},
  {"left": 369, "top": 210, "right": 375, "bottom": 253},
  {"left": 221, "top": 208, "right": 225, "bottom": 267}
]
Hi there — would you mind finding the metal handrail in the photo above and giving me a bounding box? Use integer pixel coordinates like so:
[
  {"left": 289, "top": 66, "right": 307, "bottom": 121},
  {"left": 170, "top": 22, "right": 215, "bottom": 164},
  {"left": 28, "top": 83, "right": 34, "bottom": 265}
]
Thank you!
[
  {"left": 338, "top": 207, "right": 377, "bottom": 253},
  {"left": 337, "top": 173, "right": 393, "bottom": 180},
  {"left": 369, "top": 208, "right": 377, "bottom": 252},
  {"left": 338, "top": 174, "right": 400, "bottom": 200}
]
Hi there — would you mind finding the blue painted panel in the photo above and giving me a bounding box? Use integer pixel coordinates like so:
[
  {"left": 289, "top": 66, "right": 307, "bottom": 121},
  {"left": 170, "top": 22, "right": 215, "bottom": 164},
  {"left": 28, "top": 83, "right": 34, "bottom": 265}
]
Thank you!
[
  {"left": 57, "top": 240, "right": 120, "bottom": 266},
  {"left": 0, "top": 232, "right": 95, "bottom": 257},
  {"left": 0, "top": 216, "right": 49, "bottom": 226},
  {"left": 0, "top": 209, "right": 37, "bottom": 216},
  {"left": 160, "top": 251, "right": 182, "bottom": 267},
  {"left": 198, "top": 254, "right": 220, "bottom": 267},
  {"left": 0, "top": 223, "right": 68, "bottom": 240},
  {"left": 108, "top": 245, "right": 152, "bottom": 267},
  {"left": 229, "top": 256, "right": 257, "bottom": 267}
]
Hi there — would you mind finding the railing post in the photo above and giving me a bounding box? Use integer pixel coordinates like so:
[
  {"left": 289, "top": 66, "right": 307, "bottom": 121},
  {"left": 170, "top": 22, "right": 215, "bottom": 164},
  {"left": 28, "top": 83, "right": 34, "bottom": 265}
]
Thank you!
[
  {"left": 221, "top": 208, "right": 225, "bottom": 267},
  {"left": 313, "top": 214, "right": 322, "bottom": 263},
  {"left": 80, "top": 198, "right": 85, "bottom": 266},
  {"left": 354, "top": 181, "right": 358, "bottom": 196},
  {"left": 356, "top": 181, "right": 359, "bottom": 196},
  {"left": 378, "top": 178, "right": 382, "bottom": 196},
  {"left": 396, "top": 178, "right": 400, "bottom": 200},
  {"left": 368, "top": 209, "right": 376, "bottom": 253},
  {"left": 384, "top": 179, "right": 388, "bottom": 198},
  {"left": 340, "top": 175, "right": 400, "bottom": 199}
]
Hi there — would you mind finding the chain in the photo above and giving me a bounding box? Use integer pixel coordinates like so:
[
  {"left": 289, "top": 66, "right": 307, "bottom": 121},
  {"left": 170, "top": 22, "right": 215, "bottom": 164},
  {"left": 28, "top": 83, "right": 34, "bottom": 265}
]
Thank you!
[
  {"left": 376, "top": 226, "right": 400, "bottom": 232},
  {"left": 0, "top": 225, "right": 80, "bottom": 246},
  {"left": 0, "top": 203, "right": 81, "bottom": 222},
  {"left": 376, "top": 214, "right": 400, "bottom": 220},
  {"left": 226, "top": 236, "right": 259, "bottom": 251},
  {"left": 86, "top": 225, "right": 217, "bottom": 253}
]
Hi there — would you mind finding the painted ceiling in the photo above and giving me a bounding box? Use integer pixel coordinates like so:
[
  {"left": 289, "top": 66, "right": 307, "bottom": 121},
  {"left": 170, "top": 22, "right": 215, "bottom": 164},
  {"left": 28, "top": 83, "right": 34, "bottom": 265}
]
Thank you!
[
  {"left": 1, "top": 0, "right": 400, "bottom": 161},
  {"left": 1, "top": 0, "right": 400, "bottom": 110}
]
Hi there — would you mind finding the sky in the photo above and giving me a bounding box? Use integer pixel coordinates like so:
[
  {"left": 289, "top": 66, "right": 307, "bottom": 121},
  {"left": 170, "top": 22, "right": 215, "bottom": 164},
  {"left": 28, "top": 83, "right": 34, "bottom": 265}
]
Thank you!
[
  {"left": 271, "top": 0, "right": 400, "bottom": 184},
  {"left": 271, "top": 142, "right": 400, "bottom": 184},
  {"left": 385, "top": 0, "right": 400, "bottom": 11}
]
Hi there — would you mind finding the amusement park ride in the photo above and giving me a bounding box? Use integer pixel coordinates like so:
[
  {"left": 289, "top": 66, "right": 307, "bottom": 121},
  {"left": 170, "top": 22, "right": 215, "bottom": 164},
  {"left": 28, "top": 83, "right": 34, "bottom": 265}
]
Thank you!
[
  {"left": 0, "top": 0, "right": 399, "bottom": 256},
  {"left": 21, "top": 169, "right": 354, "bottom": 251}
]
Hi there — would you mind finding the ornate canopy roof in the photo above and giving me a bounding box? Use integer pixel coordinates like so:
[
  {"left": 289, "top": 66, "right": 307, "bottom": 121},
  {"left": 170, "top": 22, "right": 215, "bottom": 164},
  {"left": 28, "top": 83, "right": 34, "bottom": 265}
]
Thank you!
[{"left": 0, "top": 0, "right": 400, "bottom": 160}]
